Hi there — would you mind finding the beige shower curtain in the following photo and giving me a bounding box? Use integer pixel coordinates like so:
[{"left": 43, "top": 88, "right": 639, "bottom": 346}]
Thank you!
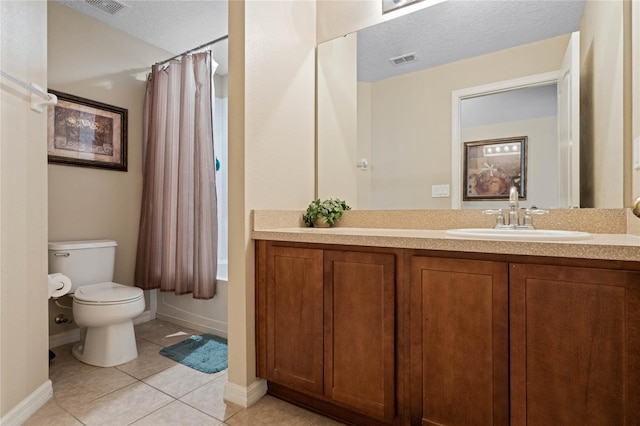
[{"left": 135, "top": 52, "right": 218, "bottom": 299}]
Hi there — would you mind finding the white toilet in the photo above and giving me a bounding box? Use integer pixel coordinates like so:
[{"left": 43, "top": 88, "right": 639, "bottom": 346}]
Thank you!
[{"left": 48, "top": 239, "right": 145, "bottom": 367}]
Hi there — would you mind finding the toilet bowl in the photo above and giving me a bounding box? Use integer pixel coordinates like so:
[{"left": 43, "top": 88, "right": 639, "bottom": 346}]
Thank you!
[
  {"left": 71, "top": 282, "right": 145, "bottom": 367},
  {"left": 48, "top": 240, "right": 146, "bottom": 367}
]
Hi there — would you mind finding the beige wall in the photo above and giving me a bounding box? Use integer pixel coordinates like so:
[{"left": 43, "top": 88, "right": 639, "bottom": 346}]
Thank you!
[
  {"left": 357, "top": 82, "right": 372, "bottom": 208},
  {"left": 580, "top": 0, "right": 625, "bottom": 208},
  {"left": 317, "top": 33, "right": 358, "bottom": 205},
  {"left": 317, "top": 0, "right": 382, "bottom": 43},
  {"left": 365, "top": 36, "right": 568, "bottom": 209},
  {"left": 316, "top": 0, "right": 444, "bottom": 43},
  {"left": 0, "top": 0, "right": 50, "bottom": 418},
  {"left": 227, "top": 0, "right": 316, "bottom": 391},
  {"left": 47, "top": 3, "right": 171, "bottom": 333}
]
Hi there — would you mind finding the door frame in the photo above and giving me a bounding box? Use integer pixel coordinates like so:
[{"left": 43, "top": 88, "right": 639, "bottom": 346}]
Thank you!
[
  {"left": 633, "top": 0, "right": 640, "bottom": 200},
  {"left": 450, "top": 72, "right": 558, "bottom": 209}
]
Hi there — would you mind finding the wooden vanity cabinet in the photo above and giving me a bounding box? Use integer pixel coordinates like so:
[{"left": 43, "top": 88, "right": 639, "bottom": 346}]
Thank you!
[
  {"left": 324, "top": 250, "right": 397, "bottom": 423},
  {"left": 409, "top": 256, "right": 509, "bottom": 426},
  {"left": 258, "top": 245, "right": 324, "bottom": 395},
  {"left": 509, "top": 263, "right": 640, "bottom": 425},
  {"left": 256, "top": 241, "right": 400, "bottom": 425},
  {"left": 257, "top": 240, "right": 640, "bottom": 426},
  {"left": 409, "top": 257, "right": 640, "bottom": 426}
]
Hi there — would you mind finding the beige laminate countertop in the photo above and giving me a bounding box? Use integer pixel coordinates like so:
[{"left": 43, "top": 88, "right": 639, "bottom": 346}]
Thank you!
[{"left": 251, "top": 227, "right": 640, "bottom": 262}]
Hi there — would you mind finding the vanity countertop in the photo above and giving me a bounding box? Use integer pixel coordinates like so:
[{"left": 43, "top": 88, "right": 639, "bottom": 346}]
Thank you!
[
  {"left": 251, "top": 211, "right": 640, "bottom": 262},
  {"left": 251, "top": 226, "right": 640, "bottom": 262}
]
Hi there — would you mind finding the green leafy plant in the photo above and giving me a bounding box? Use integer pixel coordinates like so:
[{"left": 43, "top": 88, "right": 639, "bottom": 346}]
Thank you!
[{"left": 302, "top": 198, "right": 351, "bottom": 227}]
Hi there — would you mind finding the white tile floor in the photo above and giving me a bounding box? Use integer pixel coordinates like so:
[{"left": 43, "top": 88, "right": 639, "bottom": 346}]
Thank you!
[{"left": 26, "top": 320, "right": 341, "bottom": 426}]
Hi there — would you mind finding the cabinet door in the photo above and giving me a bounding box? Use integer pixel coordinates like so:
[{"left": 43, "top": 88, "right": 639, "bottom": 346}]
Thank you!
[
  {"left": 324, "top": 250, "right": 396, "bottom": 423},
  {"left": 510, "top": 264, "right": 640, "bottom": 426},
  {"left": 264, "top": 245, "right": 324, "bottom": 396},
  {"left": 410, "top": 257, "right": 509, "bottom": 426}
]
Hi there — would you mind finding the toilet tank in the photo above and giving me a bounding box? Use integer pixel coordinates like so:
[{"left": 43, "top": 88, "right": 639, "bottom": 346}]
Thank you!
[{"left": 48, "top": 240, "right": 118, "bottom": 293}]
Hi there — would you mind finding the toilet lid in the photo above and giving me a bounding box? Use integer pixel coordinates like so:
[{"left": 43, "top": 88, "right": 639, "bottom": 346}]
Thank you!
[{"left": 74, "top": 282, "right": 143, "bottom": 304}]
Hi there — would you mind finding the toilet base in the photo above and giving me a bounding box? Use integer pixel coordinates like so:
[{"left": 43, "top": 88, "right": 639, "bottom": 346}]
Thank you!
[{"left": 72, "top": 320, "right": 138, "bottom": 367}]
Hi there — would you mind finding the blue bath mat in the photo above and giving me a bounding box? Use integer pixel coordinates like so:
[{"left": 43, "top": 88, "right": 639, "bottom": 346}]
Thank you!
[{"left": 159, "top": 334, "right": 228, "bottom": 374}]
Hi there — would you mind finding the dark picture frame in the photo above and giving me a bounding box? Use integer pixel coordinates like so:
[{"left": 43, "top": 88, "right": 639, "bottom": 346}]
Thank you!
[
  {"left": 47, "top": 90, "right": 127, "bottom": 171},
  {"left": 463, "top": 136, "right": 527, "bottom": 201}
]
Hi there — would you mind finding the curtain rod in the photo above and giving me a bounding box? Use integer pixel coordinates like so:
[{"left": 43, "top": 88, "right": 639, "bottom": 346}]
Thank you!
[
  {"left": 0, "top": 69, "right": 51, "bottom": 100},
  {"left": 0, "top": 69, "right": 58, "bottom": 113},
  {"left": 155, "top": 35, "right": 229, "bottom": 66}
]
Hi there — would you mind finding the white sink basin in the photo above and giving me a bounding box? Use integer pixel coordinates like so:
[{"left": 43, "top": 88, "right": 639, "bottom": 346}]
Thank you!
[{"left": 445, "top": 228, "right": 592, "bottom": 241}]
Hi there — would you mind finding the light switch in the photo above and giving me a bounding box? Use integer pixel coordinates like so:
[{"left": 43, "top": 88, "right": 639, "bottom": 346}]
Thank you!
[{"left": 431, "top": 184, "right": 450, "bottom": 198}]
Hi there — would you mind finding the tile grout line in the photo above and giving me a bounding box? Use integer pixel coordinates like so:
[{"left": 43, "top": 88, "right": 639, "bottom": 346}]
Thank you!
[
  {"left": 39, "top": 320, "right": 236, "bottom": 426},
  {"left": 54, "top": 396, "right": 89, "bottom": 426},
  {"left": 124, "top": 391, "right": 177, "bottom": 426},
  {"left": 175, "top": 399, "right": 228, "bottom": 425},
  {"left": 178, "top": 372, "right": 235, "bottom": 423}
]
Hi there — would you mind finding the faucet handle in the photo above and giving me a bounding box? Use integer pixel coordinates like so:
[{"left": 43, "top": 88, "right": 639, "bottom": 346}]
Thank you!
[
  {"left": 483, "top": 209, "right": 505, "bottom": 228},
  {"left": 525, "top": 207, "right": 549, "bottom": 215},
  {"left": 522, "top": 207, "right": 549, "bottom": 228}
]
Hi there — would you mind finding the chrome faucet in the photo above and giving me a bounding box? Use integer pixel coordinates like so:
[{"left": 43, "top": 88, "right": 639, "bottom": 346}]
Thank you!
[{"left": 483, "top": 185, "right": 548, "bottom": 229}]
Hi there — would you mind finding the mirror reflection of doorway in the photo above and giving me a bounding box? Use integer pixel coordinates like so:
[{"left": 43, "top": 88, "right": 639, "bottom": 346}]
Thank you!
[
  {"left": 452, "top": 31, "right": 580, "bottom": 210},
  {"left": 460, "top": 84, "right": 558, "bottom": 209}
]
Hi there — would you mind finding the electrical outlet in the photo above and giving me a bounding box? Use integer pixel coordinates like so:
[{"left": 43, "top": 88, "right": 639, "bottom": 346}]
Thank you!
[{"left": 431, "top": 184, "right": 450, "bottom": 198}]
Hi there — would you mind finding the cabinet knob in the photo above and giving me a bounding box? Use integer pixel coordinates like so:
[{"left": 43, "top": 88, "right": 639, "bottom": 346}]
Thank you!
[{"left": 633, "top": 197, "right": 640, "bottom": 218}]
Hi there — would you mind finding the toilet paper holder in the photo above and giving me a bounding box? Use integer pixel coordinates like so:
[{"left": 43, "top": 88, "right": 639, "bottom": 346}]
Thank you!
[{"left": 48, "top": 273, "right": 72, "bottom": 299}]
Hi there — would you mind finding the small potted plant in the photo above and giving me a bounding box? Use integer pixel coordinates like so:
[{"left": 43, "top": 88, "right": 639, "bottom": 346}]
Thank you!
[{"left": 303, "top": 198, "right": 351, "bottom": 228}]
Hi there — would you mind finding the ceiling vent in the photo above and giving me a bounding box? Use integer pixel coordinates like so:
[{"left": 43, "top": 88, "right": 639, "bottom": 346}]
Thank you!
[
  {"left": 389, "top": 53, "right": 419, "bottom": 66},
  {"left": 84, "top": 0, "right": 129, "bottom": 15}
]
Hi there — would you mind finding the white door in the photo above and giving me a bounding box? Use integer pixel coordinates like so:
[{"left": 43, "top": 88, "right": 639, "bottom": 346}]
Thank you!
[{"left": 557, "top": 31, "right": 580, "bottom": 208}]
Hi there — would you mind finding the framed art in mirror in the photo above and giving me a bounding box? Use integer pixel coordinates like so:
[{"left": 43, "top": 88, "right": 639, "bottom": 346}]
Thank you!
[
  {"left": 463, "top": 136, "right": 527, "bottom": 201},
  {"left": 47, "top": 90, "right": 128, "bottom": 171}
]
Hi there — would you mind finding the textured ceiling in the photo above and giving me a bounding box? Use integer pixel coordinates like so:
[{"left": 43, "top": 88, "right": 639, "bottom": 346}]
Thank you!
[
  {"left": 55, "top": 0, "right": 229, "bottom": 74},
  {"left": 357, "top": 0, "right": 585, "bottom": 82},
  {"left": 56, "top": 0, "right": 584, "bottom": 81}
]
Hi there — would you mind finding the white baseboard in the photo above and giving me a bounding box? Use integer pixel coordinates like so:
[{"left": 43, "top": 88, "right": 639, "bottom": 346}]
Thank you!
[
  {"left": 147, "top": 289, "right": 158, "bottom": 318},
  {"left": 156, "top": 312, "right": 228, "bottom": 339},
  {"left": 49, "top": 328, "right": 80, "bottom": 348},
  {"left": 133, "top": 310, "right": 153, "bottom": 325},
  {"left": 49, "top": 310, "right": 154, "bottom": 348},
  {"left": 0, "top": 380, "right": 52, "bottom": 426},
  {"left": 154, "top": 287, "right": 228, "bottom": 338},
  {"left": 223, "top": 379, "right": 267, "bottom": 408}
]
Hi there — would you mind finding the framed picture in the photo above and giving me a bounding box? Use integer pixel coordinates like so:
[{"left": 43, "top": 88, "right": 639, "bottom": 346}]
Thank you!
[
  {"left": 47, "top": 90, "right": 127, "bottom": 171},
  {"left": 463, "top": 136, "right": 527, "bottom": 201}
]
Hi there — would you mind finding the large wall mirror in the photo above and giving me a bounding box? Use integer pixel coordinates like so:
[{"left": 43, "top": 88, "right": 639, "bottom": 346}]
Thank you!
[{"left": 317, "top": 0, "right": 628, "bottom": 210}]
